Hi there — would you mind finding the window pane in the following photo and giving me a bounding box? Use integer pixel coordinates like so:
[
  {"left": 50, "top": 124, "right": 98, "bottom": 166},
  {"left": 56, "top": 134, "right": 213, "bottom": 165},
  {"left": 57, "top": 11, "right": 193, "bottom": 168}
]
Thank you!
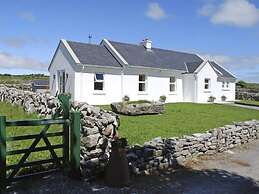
[
  {"left": 94, "top": 82, "right": 103, "bottom": 90},
  {"left": 170, "top": 84, "right": 175, "bottom": 92},
  {"left": 95, "top": 73, "right": 104, "bottom": 80},
  {"left": 139, "top": 83, "right": 145, "bottom": 91},
  {"left": 222, "top": 82, "right": 225, "bottom": 88},
  {"left": 205, "top": 84, "right": 209, "bottom": 89},
  {"left": 139, "top": 74, "right": 146, "bottom": 81},
  {"left": 170, "top": 77, "right": 176, "bottom": 83},
  {"left": 205, "top": 78, "right": 209, "bottom": 83}
]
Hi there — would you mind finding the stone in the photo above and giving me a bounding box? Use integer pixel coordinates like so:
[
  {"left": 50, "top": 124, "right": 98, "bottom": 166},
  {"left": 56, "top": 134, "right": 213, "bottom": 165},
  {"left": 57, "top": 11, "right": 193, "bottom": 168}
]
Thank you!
[
  {"left": 111, "top": 101, "right": 165, "bottom": 115},
  {"left": 81, "top": 134, "right": 101, "bottom": 148}
]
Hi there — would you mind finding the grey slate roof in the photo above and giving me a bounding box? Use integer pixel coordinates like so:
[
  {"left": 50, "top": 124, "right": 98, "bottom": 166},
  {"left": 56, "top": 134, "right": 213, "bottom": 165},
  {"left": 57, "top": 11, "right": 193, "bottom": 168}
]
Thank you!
[
  {"left": 65, "top": 39, "right": 235, "bottom": 79},
  {"left": 67, "top": 41, "right": 121, "bottom": 67},
  {"left": 208, "top": 61, "right": 235, "bottom": 79},
  {"left": 185, "top": 61, "right": 203, "bottom": 73},
  {"left": 109, "top": 41, "right": 203, "bottom": 71}
]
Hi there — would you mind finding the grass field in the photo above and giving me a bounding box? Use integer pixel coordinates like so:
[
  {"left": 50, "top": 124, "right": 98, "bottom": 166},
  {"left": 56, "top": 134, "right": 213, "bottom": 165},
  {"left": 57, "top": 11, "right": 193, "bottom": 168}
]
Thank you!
[
  {"left": 0, "top": 74, "right": 48, "bottom": 84},
  {"left": 99, "top": 103, "right": 259, "bottom": 145},
  {"left": 237, "top": 100, "right": 259, "bottom": 106},
  {"left": 0, "top": 102, "right": 62, "bottom": 167}
]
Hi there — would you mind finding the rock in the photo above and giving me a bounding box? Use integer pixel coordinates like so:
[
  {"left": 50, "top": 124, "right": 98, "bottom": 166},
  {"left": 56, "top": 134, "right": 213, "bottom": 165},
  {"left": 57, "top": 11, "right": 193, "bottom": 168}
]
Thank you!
[
  {"left": 81, "top": 134, "right": 101, "bottom": 148},
  {"left": 111, "top": 101, "right": 165, "bottom": 115}
]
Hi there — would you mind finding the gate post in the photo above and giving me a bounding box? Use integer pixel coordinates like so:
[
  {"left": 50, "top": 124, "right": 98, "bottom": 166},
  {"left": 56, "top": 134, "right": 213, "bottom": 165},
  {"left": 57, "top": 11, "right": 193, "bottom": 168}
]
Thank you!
[
  {"left": 70, "top": 111, "right": 81, "bottom": 178},
  {"left": 0, "top": 116, "right": 6, "bottom": 191}
]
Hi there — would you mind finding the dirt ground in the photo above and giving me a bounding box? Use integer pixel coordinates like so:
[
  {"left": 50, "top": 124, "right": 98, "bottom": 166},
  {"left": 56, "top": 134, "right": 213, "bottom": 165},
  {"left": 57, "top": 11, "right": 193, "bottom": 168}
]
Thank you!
[{"left": 5, "top": 140, "right": 259, "bottom": 194}]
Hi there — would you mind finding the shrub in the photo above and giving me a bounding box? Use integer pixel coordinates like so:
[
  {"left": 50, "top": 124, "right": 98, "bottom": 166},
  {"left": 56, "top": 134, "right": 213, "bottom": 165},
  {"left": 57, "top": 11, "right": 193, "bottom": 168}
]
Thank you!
[
  {"left": 122, "top": 95, "right": 130, "bottom": 102},
  {"left": 208, "top": 96, "right": 216, "bottom": 102},
  {"left": 221, "top": 95, "right": 227, "bottom": 101},
  {"left": 159, "top": 95, "right": 166, "bottom": 103}
]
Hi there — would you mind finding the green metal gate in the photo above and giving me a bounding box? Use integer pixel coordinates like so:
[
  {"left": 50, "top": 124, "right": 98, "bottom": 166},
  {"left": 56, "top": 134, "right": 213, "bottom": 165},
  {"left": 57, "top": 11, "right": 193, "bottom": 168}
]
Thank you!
[{"left": 0, "top": 94, "right": 81, "bottom": 190}]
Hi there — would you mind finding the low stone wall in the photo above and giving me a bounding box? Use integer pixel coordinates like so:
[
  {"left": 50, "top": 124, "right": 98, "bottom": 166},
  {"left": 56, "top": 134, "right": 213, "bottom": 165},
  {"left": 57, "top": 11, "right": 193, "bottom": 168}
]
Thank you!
[
  {"left": 0, "top": 86, "right": 119, "bottom": 177},
  {"left": 236, "top": 88, "right": 259, "bottom": 101},
  {"left": 1, "top": 86, "right": 259, "bottom": 178},
  {"left": 127, "top": 120, "right": 259, "bottom": 175}
]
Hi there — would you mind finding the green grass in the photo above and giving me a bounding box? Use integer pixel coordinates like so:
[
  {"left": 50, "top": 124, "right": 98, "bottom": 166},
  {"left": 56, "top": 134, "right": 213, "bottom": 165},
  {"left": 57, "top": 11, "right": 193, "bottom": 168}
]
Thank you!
[
  {"left": 99, "top": 103, "right": 259, "bottom": 145},
  {"left": 0, "top": 102, "right": 62, "bottom": 167},
  {"left": 238, "top": 100, "right": 259, "bottom": 106},
  {"left": 0, "top": 74, "right": 48, "bottom": 84}
]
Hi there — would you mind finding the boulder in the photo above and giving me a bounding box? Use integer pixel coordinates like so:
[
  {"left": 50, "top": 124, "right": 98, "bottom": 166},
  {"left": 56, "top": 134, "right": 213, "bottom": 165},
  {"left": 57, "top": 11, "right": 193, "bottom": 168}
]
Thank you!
[{"left": 111, "top": 101, "right": 165, "bottom": 115}]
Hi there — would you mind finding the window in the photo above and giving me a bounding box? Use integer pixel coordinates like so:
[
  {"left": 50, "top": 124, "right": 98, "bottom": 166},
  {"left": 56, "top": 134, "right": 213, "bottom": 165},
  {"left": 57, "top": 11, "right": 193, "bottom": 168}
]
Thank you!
[
  {"left": 169, "top": 76, "right": 176, "bottom": 92},
  {"left": 94, "top": 73, "right": 104, "bottom": 91},
  {"left": 204, "top": 78, "right": 210, "bottom": 90},
  {"left": 139, "top": 74, "right": 146, "bottom": 92},
  {"left": 226, "top": 82, "right": 229, "bottom": 88},
  {"left": 222, "top": 81, "right": 225, "bottom": 88}
]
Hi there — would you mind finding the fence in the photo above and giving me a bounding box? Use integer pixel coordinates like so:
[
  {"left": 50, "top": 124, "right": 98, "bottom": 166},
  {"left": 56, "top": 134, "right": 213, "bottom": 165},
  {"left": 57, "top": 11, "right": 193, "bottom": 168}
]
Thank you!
[{"left": 0, "top": 94, "right": 81, "bottom": 190}]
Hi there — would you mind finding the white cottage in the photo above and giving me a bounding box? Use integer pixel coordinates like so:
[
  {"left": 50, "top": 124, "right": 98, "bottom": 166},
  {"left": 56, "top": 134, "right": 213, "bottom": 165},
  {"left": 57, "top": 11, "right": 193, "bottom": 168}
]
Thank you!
[{"left": 48, "top": 38, "right": 236, "bottom": 105}]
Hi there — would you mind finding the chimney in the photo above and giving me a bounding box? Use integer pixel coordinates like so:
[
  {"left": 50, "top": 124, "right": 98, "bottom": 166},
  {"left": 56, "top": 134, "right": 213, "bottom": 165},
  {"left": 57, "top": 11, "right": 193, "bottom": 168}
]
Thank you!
[{"left": 140, "top": 38, "right": 152, "bottom": 50}]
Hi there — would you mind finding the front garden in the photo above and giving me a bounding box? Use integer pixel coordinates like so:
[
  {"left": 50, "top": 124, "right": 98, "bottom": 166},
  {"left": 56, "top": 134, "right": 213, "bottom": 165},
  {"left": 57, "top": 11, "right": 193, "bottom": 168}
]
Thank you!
[{"left": 100, "top": 103, "right": 259, "bottom": 145}]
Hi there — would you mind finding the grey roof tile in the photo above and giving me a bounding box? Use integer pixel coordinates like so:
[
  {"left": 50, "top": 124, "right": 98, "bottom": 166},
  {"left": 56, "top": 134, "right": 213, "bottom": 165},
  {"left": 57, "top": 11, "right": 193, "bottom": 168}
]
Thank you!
[
  {"left": 109, "top": 40, "right": 203, "bottom": 71},
  {"left": 67, "top": 40, "right": 121, "bottom": 67},
  {"left": 209, "top": 61, "right": 235, "bottom": 78}
]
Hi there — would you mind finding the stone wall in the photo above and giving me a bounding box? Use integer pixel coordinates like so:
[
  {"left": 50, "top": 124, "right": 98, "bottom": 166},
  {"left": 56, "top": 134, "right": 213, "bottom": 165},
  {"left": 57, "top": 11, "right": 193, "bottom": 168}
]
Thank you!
[
  {"left": 0, "top": 86, "right": 119, "bottom": 177},
  {"left": 236, "top": 87, "right": 259, "bottom": 101},
  {"left": 127, "top": 120, "right": 259, "bottom": 175},
  {"left": 1, "top": 85, "right": 259, "bottom": 178}
]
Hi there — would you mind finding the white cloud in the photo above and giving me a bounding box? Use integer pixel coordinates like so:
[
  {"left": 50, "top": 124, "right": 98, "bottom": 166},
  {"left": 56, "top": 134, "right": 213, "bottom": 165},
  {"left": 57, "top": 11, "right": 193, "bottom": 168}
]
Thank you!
[
  {"left": 200, "top": 53, "right": 259, "bottom": 82},
  {"left": 198, "top": 0, "right": 259, "bottom": 27},
  {"left": 200, "top": 53, "right": 259, "bottom": 70},
  {"left": 146, "top": 2, "right": 166, "bottom": 20},
  {"left": 18, "top": 11, "right": 35, "bottom": 22},
  {"left": 0, "top": 37, "right": 48, "bottom": 48},
  {"left": 0, "top": 52, "right": 47, "bottom": 71}
]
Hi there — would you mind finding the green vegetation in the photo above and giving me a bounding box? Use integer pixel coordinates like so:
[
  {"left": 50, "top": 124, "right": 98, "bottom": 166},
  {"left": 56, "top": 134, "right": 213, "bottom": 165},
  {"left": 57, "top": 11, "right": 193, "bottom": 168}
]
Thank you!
[
  {"left": 99, "top": 103, "right": 259, "bottom": 145},
  {"left": 236, "top": 80, "right": 259, "bottom": 90},
  {"left": 0, "top": 74, "right": 48, "bottom": 84},
  {"left": 0, "top": 102, "right": 62, "bottom": 166},
  {"left": 237, "top": 100, "right": 259, "bottom": 106},
  {"left": 124, "top": 100, "right": 151, "bottom": 104}
]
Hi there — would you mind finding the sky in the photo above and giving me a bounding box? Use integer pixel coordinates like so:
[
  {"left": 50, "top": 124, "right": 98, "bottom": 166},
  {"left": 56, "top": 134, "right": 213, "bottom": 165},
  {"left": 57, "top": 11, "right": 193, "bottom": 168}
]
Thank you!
[{"left": 0, "top": 0, "right": 259, "bottom": 82}]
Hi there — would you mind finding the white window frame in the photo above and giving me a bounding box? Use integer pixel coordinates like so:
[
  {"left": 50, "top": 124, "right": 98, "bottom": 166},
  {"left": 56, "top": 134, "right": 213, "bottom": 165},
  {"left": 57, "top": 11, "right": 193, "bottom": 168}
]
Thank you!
[
  {"left": 94, "top": 73, "right": 104, "bottom": 91},
  {"left": 169, "top": 76, "right": 177, "bottom": 93},
  {"left": 138, "top": 74, "right": 147, "bottom": 93},
  {"left": 204, "top": 78, "right": 210, "bottom": 90}
]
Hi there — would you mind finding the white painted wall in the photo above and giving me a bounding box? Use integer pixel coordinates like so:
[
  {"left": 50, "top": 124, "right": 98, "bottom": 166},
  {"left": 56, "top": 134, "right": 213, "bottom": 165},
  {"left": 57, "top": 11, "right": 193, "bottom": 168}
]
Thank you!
[
  {"left": 49, "top": 48, "right": 75, "bottom": 99},
  {"left": 73, "top": 72, "right": 183, "bottom": 105},
  {"left": 74, "top": 72, "right": 122, "bottom": 105},
  {"left": 122, "top": 75, "right": 183, "bottom": 103},
  {"left": 195, "top": 62, "right": 235, "bottom": 103}
]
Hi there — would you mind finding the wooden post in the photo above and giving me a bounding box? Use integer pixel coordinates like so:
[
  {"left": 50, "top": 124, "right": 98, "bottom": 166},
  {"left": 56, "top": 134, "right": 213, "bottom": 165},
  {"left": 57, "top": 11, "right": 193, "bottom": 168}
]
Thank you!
[
  {"left": 58, "top": 94, "right": 71, "bottom": 171},
  {"left": 70, "top": 111, "right": 81, "bottom": 178},
  {"left": 0, "top": 116, "right": 6, "bottom": 191}
]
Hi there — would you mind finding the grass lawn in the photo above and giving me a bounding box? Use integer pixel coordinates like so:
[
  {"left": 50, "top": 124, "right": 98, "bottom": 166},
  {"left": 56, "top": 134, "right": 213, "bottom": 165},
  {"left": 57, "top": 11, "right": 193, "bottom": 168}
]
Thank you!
[
  {"left": 0, "top": 102, "right": 62, "bottom": 167},
  {"left": 99, "top": 103, "right": 259, "bottom": 145},
  {"left": 236, "top": 100, "right": 259, "bottom": 106}
]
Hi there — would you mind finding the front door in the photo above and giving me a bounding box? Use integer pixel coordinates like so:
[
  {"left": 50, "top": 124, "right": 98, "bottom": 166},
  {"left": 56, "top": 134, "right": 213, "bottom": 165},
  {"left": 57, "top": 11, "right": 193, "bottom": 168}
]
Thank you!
[{"left": 58, "top": 70, "right": 66, "bottom": 94}]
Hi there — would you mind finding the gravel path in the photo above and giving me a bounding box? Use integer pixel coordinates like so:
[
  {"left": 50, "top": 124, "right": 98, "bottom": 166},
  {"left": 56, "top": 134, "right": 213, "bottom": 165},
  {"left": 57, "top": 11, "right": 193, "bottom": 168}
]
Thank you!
[{"left": 5, "top": 140, "right": 259, "bottom": 194}]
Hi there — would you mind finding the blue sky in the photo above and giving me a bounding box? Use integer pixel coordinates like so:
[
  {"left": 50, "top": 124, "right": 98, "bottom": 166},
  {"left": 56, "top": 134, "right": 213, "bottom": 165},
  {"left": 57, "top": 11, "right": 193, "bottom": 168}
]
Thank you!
[{"left": 0, "top": 0, "right": 259, "bottom": 82}]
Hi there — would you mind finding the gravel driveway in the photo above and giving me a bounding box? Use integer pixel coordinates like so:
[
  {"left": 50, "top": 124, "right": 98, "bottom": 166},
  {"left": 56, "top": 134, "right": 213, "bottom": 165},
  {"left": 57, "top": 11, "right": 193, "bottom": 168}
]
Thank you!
[{"left": 5, "top": 140, "right": 259, "bottom": 194}]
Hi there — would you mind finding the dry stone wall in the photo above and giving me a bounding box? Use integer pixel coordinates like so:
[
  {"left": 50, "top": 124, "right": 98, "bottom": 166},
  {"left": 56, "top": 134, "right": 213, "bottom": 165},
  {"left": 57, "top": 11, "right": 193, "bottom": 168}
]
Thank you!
[
  {"left": 127, "top": 120, "right": 259, "bottom": 175},
  {"left": 1, "top": 85, "right": 259, "bottom": 178},
  {"left": 236, "top": 88, "right": 259, "bottom": 101},
  {"left": 0, "top": 86, "right": 119, "bottom": 177}
]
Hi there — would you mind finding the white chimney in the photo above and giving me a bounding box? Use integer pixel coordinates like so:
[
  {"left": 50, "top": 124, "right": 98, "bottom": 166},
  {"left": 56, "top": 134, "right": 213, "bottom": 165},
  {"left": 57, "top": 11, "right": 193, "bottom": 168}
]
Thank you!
[{"left": 140, "top": 38, "right": 152, "bottom": 50}]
